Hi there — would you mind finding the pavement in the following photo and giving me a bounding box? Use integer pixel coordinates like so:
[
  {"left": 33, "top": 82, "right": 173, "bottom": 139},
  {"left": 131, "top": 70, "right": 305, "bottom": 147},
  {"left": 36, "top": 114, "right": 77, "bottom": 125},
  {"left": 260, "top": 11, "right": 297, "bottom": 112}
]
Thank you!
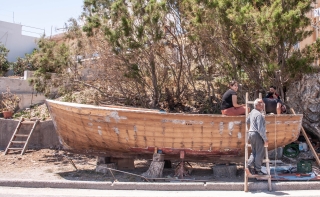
[
  {"left": 1, "top": 187, "right": 320, "bottom": 197},
  {"left": 0, "top": 178, "right": 320, "bottom": 192}
]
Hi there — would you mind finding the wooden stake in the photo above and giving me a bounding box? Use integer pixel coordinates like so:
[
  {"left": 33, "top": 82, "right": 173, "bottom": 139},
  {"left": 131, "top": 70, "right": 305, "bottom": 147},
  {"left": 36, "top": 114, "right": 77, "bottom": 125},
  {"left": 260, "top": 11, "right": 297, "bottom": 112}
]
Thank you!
[{"left": 291, "top": 108, "right": 320, "bottom": 167}]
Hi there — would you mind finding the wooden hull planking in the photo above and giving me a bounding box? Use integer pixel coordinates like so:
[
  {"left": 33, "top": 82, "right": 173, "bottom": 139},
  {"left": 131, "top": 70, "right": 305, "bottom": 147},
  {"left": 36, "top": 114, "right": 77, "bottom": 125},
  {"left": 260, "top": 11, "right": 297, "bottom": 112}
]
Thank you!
[{"left": 46, "top": 100, "right": 303, "bottom": 161}]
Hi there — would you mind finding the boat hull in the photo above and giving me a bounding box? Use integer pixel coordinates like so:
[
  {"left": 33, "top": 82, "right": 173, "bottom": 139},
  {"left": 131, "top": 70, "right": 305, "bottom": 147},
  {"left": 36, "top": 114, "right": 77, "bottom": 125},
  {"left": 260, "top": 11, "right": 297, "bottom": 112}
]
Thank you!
[{"left": 46, "top": 100, "right": 303, "bottom": 162}]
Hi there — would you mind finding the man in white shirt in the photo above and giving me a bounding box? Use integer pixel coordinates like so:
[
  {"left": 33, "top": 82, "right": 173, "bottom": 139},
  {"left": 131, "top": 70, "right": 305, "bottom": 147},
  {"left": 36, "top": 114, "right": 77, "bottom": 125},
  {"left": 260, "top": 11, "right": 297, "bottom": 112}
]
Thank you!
[{"left": 246, "top": 98, "right": 268, "bottom": 175}]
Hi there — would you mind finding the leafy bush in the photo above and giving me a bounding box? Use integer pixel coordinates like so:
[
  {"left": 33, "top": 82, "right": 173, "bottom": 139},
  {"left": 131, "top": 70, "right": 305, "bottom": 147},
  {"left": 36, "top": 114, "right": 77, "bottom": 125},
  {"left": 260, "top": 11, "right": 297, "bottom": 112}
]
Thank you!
[
  {"left": 1, "top": 87, "right": 20, "bottom": 112},
  {"left": 13, "top": 54, "right": 35, "bottom": 76},
  {"left": 0, "top": 44, "right": 9, "bottom": 76}
]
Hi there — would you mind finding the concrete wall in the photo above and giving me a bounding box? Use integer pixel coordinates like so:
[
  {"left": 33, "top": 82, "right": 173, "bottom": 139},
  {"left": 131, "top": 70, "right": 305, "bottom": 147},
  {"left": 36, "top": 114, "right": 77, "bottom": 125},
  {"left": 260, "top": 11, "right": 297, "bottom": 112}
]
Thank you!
[
  {"left": 0, "top": 77, "right": 46, "bottom": 109},
  {"left": 0, "top": 20, "right": 38, "bottom": 62},
  {"left": 0, "top": 77, "right": 34, "bottom": 93},
  {"left": 0, "top": 119, "right": 61, "bottom": 150}
]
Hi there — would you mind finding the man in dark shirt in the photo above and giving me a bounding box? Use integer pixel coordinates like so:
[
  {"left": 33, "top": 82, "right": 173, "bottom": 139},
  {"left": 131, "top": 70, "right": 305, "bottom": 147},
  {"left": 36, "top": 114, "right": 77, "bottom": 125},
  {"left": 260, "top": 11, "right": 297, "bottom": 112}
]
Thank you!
[
  {"left": 264, "top": 86, "right": 286, "bottom": 114},
  {"left": 265, "top": 85, "right": 280, "bottom": 100},
  {"left": 263, "top": 99, "right": 286, "bottom": 114}
]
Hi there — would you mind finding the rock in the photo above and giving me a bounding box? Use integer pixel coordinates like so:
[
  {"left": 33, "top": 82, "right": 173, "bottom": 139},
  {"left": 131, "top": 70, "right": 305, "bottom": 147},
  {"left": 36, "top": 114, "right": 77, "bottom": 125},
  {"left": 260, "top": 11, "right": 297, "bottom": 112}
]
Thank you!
[
  {"left": 268, "top": 147, "right": 283, "bottom": 160},
  {"left": 297, "top": 150, "right": 314, "bottom": 160},
  {"left": 286, "top": 73, "right": 320, "bottom": 140},
  {"left": 96, "top": 163, "right": 117, "bottom": 175},
  {"left": 212, "top": 164, "right": 237, "bottom": 178}
]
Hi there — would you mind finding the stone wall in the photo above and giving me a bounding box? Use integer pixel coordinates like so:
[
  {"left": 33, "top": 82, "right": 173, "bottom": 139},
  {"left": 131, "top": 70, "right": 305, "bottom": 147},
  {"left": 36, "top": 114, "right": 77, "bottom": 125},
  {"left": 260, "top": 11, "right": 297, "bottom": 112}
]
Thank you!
[
  {"left": 286, "top": 73, "right": 320, "bottom": 139},
  {"left": 0, "top": 119, "right": 61, "bottom": 150}
]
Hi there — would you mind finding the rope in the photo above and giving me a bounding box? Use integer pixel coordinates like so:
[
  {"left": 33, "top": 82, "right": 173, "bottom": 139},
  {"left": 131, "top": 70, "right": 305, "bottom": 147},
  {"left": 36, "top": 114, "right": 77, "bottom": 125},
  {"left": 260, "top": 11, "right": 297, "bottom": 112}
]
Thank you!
[{"left": 274, "top": 115, "right": 277, "bottom": 178}]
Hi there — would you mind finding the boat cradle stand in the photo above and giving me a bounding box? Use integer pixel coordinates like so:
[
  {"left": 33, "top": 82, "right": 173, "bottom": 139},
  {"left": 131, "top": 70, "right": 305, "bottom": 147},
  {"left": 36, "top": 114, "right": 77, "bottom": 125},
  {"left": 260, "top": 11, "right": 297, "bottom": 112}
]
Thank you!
[{"left": 174, "top": 151, "right": 193, "bottom": 179}]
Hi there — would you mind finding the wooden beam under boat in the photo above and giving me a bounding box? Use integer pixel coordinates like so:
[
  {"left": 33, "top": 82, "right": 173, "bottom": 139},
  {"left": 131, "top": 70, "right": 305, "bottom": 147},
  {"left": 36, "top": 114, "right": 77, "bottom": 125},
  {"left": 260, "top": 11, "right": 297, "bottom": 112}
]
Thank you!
[{"left": 46, "top": 100, "right": 303, "bottom": 162}]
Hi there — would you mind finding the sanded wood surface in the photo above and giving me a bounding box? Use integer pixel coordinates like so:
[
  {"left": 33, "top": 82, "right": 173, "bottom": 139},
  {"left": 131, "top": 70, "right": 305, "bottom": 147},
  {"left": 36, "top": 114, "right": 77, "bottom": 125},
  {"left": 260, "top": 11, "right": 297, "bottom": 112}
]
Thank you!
[{"left": 46, "top": 100, "right": 303, "bottom": 161}]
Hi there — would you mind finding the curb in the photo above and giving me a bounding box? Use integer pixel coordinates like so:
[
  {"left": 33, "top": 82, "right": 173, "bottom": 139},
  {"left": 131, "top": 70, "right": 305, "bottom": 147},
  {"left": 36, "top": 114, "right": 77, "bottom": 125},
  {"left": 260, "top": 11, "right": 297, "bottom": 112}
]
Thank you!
[{"left": 0, "top": 179, "right": 320, "bottom": 191}]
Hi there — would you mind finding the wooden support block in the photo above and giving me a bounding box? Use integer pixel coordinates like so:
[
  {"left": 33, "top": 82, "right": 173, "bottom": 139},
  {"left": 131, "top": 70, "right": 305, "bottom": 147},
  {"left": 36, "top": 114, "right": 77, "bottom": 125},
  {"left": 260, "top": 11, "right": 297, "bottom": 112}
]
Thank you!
[
  {"left": 154, "top": 147, "right": 158, "bottom": 153},
  {"left": 180, "top": 151, "right": 185, "bottom": 159}
]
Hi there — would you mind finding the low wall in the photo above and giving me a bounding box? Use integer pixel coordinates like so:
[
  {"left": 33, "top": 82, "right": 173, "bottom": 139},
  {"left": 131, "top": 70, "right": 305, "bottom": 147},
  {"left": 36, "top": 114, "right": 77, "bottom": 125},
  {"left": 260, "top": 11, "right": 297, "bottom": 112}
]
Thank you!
[
  {"left": 17, "top": 93, "right": 46, "bottom": 109},
  {"left": 0, "top": 77, "right": 34, "bottom": 93},
  {"left": 0, "top": 77, "right": 47, "bottom": 109},
  {"left": 0, "top": 119, "right": 61, "bottom": 150}
]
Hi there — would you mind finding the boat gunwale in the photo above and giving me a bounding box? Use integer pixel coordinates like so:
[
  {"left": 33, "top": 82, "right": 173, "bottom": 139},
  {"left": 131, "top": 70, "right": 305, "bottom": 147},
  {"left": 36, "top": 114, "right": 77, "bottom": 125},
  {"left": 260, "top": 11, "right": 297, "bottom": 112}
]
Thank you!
[{"left": 46, "top": 99, "right": 303, "bottom": 117}]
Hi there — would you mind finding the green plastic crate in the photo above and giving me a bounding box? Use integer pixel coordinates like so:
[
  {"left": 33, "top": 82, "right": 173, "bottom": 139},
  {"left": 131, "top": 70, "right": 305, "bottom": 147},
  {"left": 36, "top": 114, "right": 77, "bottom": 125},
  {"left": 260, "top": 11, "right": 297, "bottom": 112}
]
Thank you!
[{"left": 297, "top": 160, "right": 312, "bottom": 173}]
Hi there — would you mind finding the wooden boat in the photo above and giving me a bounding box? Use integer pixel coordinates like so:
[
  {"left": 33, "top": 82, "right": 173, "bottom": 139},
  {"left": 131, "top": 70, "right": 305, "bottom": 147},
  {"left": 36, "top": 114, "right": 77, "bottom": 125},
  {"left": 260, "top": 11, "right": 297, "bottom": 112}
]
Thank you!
[{"left": 46, "top": 100, "right": 303, "bottom": 162}]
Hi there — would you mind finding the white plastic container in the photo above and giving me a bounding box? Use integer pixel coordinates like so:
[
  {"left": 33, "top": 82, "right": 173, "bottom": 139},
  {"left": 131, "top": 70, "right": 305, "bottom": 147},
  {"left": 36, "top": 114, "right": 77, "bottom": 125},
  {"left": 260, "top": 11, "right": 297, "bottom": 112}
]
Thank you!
[
  {"left": 302, "top": 142, "right": 308, "bottom": 151},
  {"left": 299, "top": 142, "right": 308, "bottom": 152}
]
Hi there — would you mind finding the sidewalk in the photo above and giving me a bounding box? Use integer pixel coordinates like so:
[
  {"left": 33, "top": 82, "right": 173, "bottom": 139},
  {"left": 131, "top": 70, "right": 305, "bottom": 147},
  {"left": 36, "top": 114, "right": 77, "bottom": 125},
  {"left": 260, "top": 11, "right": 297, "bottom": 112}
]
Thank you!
[
  {"left": 0, "top": 178, "right": 320, "bottom": 191},
  {"left": 1, "top": 187, "right": 320, "bottom": 197}
]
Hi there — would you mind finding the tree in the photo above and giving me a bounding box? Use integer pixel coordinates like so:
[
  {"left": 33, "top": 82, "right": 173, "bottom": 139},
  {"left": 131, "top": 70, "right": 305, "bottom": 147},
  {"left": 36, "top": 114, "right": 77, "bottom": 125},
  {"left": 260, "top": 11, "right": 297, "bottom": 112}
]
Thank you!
[
  {"left": 178, "top": 0, "right": 316, "bottom": 101},
  {"left": 28, "top": 36, "right": 72, "bottom": 96},
  {"left": 28, "top": 0, "right": 320, "bottom": 113},
  {"left": 83, "top": 0, "right": 177, "bottom": 108},
  {"left": 82, "top": 0, "right": 225, "bottom": 111},
  {"left": 13, "top": 53, "right": 35, "bottom": 76},
  {"left": 0, "top": 44, "right": 10, "bottom": 76}
]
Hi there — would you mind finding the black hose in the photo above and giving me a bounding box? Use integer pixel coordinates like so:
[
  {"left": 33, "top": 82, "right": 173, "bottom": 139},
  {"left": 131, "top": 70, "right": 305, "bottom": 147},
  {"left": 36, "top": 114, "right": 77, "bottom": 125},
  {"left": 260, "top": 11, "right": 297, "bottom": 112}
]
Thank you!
[{"left": 283, "top": 144, "right": 299, "bottom": 158}]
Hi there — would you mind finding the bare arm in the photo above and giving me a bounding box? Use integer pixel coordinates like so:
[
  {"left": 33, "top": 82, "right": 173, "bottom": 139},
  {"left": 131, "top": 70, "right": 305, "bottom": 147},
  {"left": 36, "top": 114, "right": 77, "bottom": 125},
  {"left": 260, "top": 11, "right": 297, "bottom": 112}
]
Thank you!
[{"left": 232, "top": 95, "right": 244, "bottom": 107}]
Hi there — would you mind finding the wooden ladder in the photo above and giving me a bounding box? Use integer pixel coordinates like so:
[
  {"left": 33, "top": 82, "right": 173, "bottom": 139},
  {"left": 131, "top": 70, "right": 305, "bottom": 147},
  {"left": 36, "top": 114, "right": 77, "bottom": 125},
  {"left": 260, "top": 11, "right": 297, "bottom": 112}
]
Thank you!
[
  {"left": 244, "top": 92, "right": 272, "bottom": 192},
  {"left": 4, "top": 118, "right": 39, "bottom": 155}
]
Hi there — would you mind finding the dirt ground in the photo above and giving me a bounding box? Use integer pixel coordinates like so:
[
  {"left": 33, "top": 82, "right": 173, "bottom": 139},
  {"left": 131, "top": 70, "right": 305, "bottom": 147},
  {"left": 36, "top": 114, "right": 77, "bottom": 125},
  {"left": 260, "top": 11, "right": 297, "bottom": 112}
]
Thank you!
[{"left": 0, "top": 149, "right": 246, "bottom": 183}]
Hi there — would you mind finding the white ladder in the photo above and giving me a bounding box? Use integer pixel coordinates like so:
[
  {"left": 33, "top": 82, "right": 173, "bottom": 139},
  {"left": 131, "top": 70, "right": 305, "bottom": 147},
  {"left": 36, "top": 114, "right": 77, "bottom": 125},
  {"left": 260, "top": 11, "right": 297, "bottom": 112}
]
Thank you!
[{"left": 244, "top": 92, "right": 272, "bottom": 192}]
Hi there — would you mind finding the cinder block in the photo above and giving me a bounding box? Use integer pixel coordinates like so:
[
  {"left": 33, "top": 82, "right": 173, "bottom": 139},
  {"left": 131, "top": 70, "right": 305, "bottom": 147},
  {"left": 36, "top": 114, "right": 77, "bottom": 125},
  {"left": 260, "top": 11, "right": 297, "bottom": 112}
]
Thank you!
[{"left": 111, "top": 158, "right": 135, "bottom": 170}]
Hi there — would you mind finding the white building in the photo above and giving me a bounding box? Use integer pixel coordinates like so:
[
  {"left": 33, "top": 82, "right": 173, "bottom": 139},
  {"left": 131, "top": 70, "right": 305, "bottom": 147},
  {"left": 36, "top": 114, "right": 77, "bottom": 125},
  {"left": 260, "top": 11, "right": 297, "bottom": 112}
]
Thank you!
[{"left": 0, "top": 20, "right": 38, "bottom": 62}]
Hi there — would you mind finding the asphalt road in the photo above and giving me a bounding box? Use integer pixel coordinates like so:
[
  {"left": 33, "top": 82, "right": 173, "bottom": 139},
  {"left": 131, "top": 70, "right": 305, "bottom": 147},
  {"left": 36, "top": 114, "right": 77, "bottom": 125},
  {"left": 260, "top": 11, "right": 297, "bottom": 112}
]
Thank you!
[{"left": 1, "top": 187, "right": 320, "bottom": 197}]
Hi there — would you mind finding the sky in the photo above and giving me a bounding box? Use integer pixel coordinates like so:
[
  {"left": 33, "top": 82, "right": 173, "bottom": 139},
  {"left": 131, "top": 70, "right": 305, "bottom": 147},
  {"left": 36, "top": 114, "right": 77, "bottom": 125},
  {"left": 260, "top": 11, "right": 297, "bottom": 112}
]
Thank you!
[{"left": 0, "top": 0, "right": 84, "bottom": 37}]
